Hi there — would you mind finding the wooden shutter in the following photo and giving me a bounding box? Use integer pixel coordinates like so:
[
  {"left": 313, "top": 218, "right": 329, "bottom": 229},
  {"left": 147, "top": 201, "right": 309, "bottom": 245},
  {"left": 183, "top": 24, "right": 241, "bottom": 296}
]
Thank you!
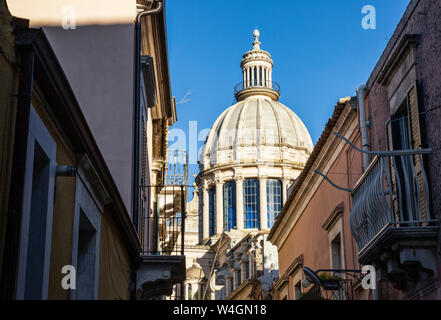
[
  {"left": 386, "top": 119, "right": 400, "bottom": 222},
  {"left": 407, "top": 83, "right": 428, "bottom": 221}
]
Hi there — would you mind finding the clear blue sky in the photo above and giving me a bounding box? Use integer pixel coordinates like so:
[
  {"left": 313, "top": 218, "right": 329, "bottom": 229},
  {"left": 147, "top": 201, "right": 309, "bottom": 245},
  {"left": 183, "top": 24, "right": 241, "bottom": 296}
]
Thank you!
[{"left": 165, "top": 0, "right": 410, "bottom": 186}]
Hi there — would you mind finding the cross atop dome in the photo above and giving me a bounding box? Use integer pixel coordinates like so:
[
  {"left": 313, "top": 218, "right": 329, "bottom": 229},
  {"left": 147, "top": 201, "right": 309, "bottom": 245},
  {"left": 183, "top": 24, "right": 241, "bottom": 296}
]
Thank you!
[{"left": 253, "top": 28, "right": 261, "bottom": 50}]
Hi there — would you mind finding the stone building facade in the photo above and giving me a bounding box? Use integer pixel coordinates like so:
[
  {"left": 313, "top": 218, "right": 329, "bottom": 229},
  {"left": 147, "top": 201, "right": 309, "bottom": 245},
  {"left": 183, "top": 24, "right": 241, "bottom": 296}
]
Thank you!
[
  {"left": 190, "top": 29, "right": 313, "bottom": 299},
  {"left": 348, "top": 0, "right": 441, "bottom": 300}
]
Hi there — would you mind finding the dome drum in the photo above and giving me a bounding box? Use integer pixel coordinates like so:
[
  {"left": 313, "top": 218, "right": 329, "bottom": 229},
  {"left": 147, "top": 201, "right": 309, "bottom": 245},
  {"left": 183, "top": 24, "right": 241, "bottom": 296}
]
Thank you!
[{"left": 196, "top": 29, "right": 313, "bottom": 240}]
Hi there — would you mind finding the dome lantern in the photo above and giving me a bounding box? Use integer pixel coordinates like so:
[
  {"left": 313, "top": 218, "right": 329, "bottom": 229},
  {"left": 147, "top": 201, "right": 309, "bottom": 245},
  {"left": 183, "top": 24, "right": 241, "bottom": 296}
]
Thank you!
[{"left": 235, "top": 29, "right": 280, "bottom": 101}]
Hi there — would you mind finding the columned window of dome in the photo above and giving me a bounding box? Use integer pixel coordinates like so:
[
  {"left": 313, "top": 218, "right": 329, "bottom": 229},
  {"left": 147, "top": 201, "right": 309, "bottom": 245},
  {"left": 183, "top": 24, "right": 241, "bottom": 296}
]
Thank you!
[
  {"left": 208, "top": 188, "right": 216, "bottom": 236},
  {"left": 253, "top": 67, "right": 257, "bottom": 86},
  {"left": 243, "top": 179, "right": 260, "bottom": 229},
  {"left": 267, "top": 179, "right": 282, "bottom": 228},
  {"left": 264, "top": 68, "right": 267, "bottom": 86},
  {"left": 259, "top": 67, "right": 263, "bottom": 86},
  {"left": 223, "top": 181, "right": 236, "bottom": 231}
]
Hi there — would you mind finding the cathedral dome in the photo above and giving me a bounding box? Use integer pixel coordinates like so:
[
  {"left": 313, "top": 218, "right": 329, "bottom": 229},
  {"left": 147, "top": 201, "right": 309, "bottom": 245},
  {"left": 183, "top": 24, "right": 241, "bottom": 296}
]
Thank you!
[
  {"left": 196, "top": 29, "right": 313, "bottom": 238},
  {"left": 199, "top": 29, "right": 313, "bottom": 171},
  {"left": 200, "top": 95, "right": 313, "bottom": 170}
]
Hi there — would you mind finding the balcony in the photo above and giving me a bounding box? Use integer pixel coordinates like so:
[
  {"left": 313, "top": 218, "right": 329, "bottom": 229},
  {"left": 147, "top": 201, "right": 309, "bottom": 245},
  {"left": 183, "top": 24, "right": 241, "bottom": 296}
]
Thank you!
[
  {"left": 234, "top": 80, "right": 280, "bottom": 101},
  {"left": 136, "top": 150, "right": 188, "bottom": 299},
  {"left": 350, "top": 150, "right": 439, "bottom": 292}
]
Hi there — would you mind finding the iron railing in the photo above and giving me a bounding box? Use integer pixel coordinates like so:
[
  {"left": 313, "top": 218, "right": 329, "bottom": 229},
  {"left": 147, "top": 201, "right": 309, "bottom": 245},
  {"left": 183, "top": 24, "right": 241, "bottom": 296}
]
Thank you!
[
  {"left": 140, "top": 185, "right": 186, "bottom": 255},
  {"left": 234, "top": 80, "right": 280, "bottom": 96},
  {"left": 139, "top": 149, "right": 189, "bottom": 256},
  {"left": 350, "top": 151, "right": 435, "bottom": 252},
  {"left": 165, "top": 150, "right": 188, "bottom": 186},
  {"left": 302, "top": 268, "right": 363, "bottom": 300}
]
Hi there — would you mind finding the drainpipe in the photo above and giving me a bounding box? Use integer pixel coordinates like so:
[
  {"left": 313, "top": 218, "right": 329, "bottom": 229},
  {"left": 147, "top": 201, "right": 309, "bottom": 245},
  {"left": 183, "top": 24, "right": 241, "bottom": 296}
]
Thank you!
[
  {"left": 357, "top": 85, "right": 378, "bottom": 300},
  {"left": 132, "top": 0, "right": 163, "bottom": 231},
  {"left": 131, "top": 0, "right": 163, "bottom": 301},
  {"left": 356, "top": 85, "right": 370, "bottom": 171}
]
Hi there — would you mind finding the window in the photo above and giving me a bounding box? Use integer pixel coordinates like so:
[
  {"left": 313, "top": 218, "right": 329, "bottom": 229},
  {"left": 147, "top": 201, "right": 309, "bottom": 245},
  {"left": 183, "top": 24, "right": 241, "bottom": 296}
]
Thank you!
[
  {"left": 187, "top": 283, "right": 192, "bottom": 300},
  {"left": 71, "top": 168, "right": 102, "bottom": 300},
  {"left": 229, "top": 277, "right": 234, "bottom": 294},
  {"left": 76, "top": 210, "right": 97, "bottom": 299},
  {"left": 243, "top": 262, "right": 249, "bottom": 280},
  {"left": 199, "top": 283, "right": 205, "bottom": 300},
  {"left": 259, "top": 67, "right": 262, "bottom": 86},
  {"left": 243, "top": 179, "right": 260, "bottom": 229},
  {"left": 331, "top": 234, "right": 342, "bottom": 270},
  {"left": 223, "top": 181, "right": 236, "bottom": 231},
  {"left": 330, "top": 233, "right": 345, "bottom": 300},
  {"left": 386, "top": 83, "right": 428, "bottom": 222},
  {"left": 17, "top": 107, "right": 57, "bottom": 300},
  {"left": 294, "top": 281, "right": 302, "bottom": 300},
  {"left": 208, "top": 188, "right": 216, "bottom": 236},
  {"left": 267, "top": 179, "right": 282, "bottom": 228},
  {"left": 253, "top": 67, "right": 257, "bottom": 86}
]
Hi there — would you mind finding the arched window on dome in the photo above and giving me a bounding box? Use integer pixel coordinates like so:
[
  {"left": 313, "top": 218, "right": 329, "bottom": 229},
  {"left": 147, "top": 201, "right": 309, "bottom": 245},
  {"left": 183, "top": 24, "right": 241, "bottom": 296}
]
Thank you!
[
  {"left": 264, "top": 68, "right": 267, "bottom": 87},
  {"left": 208, "top": 188, "right": 216, "bottom": 236},
  {"left": 223, "top": 181, "right": 236, "bottom": 231},
  {"left": 243, "top": 179, "right": 260, "bottom": 229},
  {"left": 267, "top": 179, "right": 282, "bottom": 228}
]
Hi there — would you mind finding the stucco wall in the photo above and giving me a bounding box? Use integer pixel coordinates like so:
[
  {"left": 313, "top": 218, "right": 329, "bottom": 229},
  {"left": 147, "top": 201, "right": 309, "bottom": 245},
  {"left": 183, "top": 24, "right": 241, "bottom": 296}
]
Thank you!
[
  {"left": 43, "top": 25, "right": 135, "bottom": 215},
  {"left": 31, "top": 96, "right": 77, "bottom": 299},
  {"left": 0, "top": 1, "right": 18, "bottom": 277}
]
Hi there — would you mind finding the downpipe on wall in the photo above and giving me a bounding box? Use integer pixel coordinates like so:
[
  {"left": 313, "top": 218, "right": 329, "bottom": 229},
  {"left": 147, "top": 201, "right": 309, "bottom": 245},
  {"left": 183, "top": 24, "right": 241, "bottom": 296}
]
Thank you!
[{"left": 132, "top": 0, "right": 163, "bottom": 300}]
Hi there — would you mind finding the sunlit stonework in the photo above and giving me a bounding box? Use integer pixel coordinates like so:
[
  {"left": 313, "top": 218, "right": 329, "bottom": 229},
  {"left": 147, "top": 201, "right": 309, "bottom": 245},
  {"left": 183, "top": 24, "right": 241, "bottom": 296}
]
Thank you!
[{"left": 181, "top": 29, "right": 313, "bottom": 300}]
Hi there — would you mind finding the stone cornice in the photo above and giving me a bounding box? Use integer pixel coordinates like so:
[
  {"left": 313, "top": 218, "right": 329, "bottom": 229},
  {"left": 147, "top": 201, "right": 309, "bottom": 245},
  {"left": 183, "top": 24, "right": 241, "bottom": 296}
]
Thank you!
[
  {"left": 322, "top": 202, "right": 344, "bottom": 232},
  {"left": 197, "top": 161, "right": 305, "bottom": 181}
]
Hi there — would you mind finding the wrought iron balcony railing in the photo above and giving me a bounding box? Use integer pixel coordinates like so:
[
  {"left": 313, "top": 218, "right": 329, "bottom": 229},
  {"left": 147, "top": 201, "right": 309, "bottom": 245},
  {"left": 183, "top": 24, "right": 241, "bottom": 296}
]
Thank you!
[
  {"left": 350, "top": 150, "right": 435, "bottom": 253},
  {"left": 139, "top": 185, "right": 186, "bottom": 256},
  {"left": 138, "top": 149, "right": 189, "bottom": 256}
]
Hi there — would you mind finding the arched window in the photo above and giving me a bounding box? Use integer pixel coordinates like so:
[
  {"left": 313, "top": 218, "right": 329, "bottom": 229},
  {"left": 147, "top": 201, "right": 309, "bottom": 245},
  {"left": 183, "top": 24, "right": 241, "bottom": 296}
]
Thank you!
[
  {"left": 264, "top": 68, "right": 267, "bottom": 86},
  {"left": 243, "top": 179, "right": 260, "bottom": 229},
  {"left": 267, "top": 179, "right": 282, "bottom": 228},
  {"left": 259, "top": 67, "right": 262, "bottom": 86},
  {"left": 208, "top": 188, "right": 216, "bottom": 236},
  {"left": 223, "top": 181, "right": 236, "bottom": 231}
]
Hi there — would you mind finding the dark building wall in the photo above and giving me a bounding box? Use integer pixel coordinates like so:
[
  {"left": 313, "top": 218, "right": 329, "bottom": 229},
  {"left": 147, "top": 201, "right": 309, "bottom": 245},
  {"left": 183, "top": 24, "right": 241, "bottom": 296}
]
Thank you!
[
  {"left": 366, "top": 0, "right": 441, "bottom": 214},
  {"left": 0, "top": 0, "right": 19, "bottom": 279}
]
